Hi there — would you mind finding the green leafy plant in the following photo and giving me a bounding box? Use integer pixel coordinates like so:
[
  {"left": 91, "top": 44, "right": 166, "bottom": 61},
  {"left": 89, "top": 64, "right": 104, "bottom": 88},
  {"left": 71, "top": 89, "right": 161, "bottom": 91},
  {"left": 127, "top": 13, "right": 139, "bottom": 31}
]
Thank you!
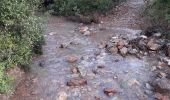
[
  {"left": 50, "top": 0, "right": 117, "bottom": 16},
  {"left": 0, "top": 0, "right": 43, "bottom": 93}
]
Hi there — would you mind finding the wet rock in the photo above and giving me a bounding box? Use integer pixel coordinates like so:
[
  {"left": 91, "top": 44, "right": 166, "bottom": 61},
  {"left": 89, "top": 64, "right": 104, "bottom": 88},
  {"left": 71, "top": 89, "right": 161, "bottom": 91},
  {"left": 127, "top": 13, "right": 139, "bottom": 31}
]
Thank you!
[
  {"left": 152, "top": 78, "right": 170, "bottom": 94},
  {"left": 155, "top": 93, "right": 169, "bottom": 100},
  {"left": 97, "top": 65, "right": 105, "bottom": 69},
  {"left": 57, "top": 91, "right": 67, "bottom": 100},
  {"left": 167, "top": 43, "right": 170, "bottom": 57},
  {"left": 120, "top": 47, "right": 128, "bottom": 55},
  {"left": 66, "top": 55, "right": 78, "bottom": 63},
  {"left": 39, "top": 61, "right": 45, "bottom": 67},
  {"left": 71, "top": 66, "right": 79, "bottom": 74},
  {"left": 128, "top": 79, "right": 140, "bottom": 86},
  {"left": 128, "top": 48, "right": 138, "bottom": 54},
  {"left": 138, "top": 39, "right": 147, "bottom": 50},
  {"left": 109, "top": 46, "right": 118, "bottom": 54},
  {"left": 104, "top": 88, "right": 117, "bottom": 96},
  {"left": 79, "top": 26, "right": 89, "bottom": 34},
  {"left": 145, "top": 83, "right": 152, "bottom": 90},
  {"left": 153, "top": 33, "right": 161, "bottom": 37},
  {"left": 99, "top": 42, "right": 107, "bottom": 49},
  {"left": 147, "top": 39, "right": 161, "bottom": 51},
  {"left": 95, "top": 96, "right": 100, "bottom": 100},
  {"left": 31, "top": 90, "right": 38, "bottom": 95},
  {"left": 117, "top": 40, "right": 125, "bottom": 49},
  {"left": 83, "top": 31, "right": 91, "bottom": 36},
  {"left": 139, "top": 35, "right": 147, "bottom": 39},
  {"left": 59, "top": 44, "right": 68, "bottom": 48},
  {"left": 67, "top": 78, "right": 87, "bottom": 86}
]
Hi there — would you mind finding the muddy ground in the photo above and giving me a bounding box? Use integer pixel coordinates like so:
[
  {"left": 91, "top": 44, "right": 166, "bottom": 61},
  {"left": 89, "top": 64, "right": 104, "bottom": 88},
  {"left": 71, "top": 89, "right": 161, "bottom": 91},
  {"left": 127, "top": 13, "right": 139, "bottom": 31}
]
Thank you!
[{"left": 8, "top": 0, "right": 170, "bottom": 100}]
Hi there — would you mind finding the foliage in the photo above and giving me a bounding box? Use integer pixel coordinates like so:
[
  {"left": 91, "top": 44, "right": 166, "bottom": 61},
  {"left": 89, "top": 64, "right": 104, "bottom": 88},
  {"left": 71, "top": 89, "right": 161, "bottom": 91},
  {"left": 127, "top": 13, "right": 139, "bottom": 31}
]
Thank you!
[
  {"left": 50, "top": 0, "right": 119, "bottom": 16},
  {"left": 0, "top": 0, "right": 43, "bottom": 93},
  {"left": 145, "top": 0, "right": 170, "bottom": 29}
]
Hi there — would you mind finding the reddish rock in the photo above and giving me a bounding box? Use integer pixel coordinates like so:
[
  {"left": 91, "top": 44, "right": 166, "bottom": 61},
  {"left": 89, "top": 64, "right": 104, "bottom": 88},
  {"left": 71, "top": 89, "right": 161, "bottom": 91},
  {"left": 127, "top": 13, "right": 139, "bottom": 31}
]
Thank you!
[
  {"left": 147, "top": 39, "right": 161, "bottom": 51},
  {"left": 71, "top": 66, "right": 79, "bottom": 74},
  {"left": 104, "top": 88, "right": 117, "bottom": 96},
  {"left": 67, "top": 78, "right": 87, "bottom": 86},
  {"left": 95, "top": 96, "right": 100, "bottom": 100},
  {"left": 66, "top": 55, "right": 78, "bottom": 63},
  {"left": 109, "top": 46, "right": 118, "bottom": 54},
  {"left": 117, "top": 40, "right": 125, "bottom": 49},
  {"left": 155, "top": 93, "right": 169, "bottom": 100}
]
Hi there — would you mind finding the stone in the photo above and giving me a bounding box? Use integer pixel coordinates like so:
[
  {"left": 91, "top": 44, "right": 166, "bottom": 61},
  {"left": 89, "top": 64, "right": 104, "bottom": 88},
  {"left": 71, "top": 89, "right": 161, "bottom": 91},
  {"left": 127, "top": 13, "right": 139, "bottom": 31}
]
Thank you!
[
  {"left": 57, "top": 91, "right": 67, "bottom": 100},
  {"left": 99, "top": 42, "right": 107, "bottom": 49},
  {"left": 83, "top": 31, "right": 91, "bottom": 36},
  {"left": 145, "top": 83, "right": 152, "bottom": 90},
  {"left": 97, "top": 65, "right": 105, "bottom": 69},
  {"left": 67, "top": 78, "right": 87, "bottom": 86},
  {"left": 109, "top": 46, "right": 118, "bottom": 54},
  {"left": 153, "top": 33, "right": 161, "bottom": 37},
  {"left": 167, "top": 44, "right": 170, "bottom": 57},
  {"left": 128, "top": 48, "right": 138, "bottom": 54},
  {"left": 155, "top": 93, "right": 169, "bottom": 100},
  {"left": 79, "top": 26, "right": 89, "bottom": 34},
  {"left": 117, "top": 40, "right": 125, "bottom": 49},
  {"left": 152, "top": 78, "right": 170, "bottom": 94},
  {"left": 71, "top": 66, "right": 79, "bottom": 74},
  {"left": 104, "top": 88, "right": 117, "bottom": 96},
  {"left": 95, "top": 96, "right": 100, "bottom": 100},
  {"left": 138, "top": 39, "right": 147, "bottom": 50},
  {"left": 120, "top": 47, "right": 128, "bottom": 55},
  {"left": 147, "top": 39, "right": 161, "bottom": 51},
  {"left": 66, "top": 55, "right": 78, "bottom": 63}
]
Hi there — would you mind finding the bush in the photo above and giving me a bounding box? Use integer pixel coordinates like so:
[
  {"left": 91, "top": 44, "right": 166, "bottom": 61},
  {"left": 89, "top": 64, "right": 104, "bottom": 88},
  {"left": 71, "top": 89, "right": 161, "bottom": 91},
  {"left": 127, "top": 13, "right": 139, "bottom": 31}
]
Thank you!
[
  {"left": 50, "top": 0, "right": 119, "bottom": 16},
  {"left": 0, "top": 0, "right": 43, "bottom": 93},
  {"left": 145, "top": 0, "right": 170, "bottom": 30}
]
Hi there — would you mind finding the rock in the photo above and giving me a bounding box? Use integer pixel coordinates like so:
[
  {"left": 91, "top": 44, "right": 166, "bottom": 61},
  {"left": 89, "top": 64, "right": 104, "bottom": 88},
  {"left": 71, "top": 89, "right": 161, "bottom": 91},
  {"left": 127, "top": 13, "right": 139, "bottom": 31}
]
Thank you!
[
  {"left": 120, "top": 47, "right": 128, "bottom": 55},
  {"left": 155, "top": 93, "right": 169, "bottom": 100},
  {"left": 104, "top": 88, "right": 117, "bottom": 96},
  {"left": 138, "top": 39, "right": 147, "bottom": 50},
  {"left": 147, "top": 39, "right": 161, "bottom": 51},
  {"left": 83, "top": 31, "right": 91, "bottom": 36},
  {"left": 67, "top": 78, "right": 87, "bottom": 86},
  {"left": 128, "top": 48, "right": 138, "bottom": 54},
  {"left": 152, "top": 78, "right": 170, "bottom": 94},
  {"left": 109, "top": 46, "right": 118, "bottom": 54},
  {"left": 97, "top": 65, "right": 105, "bottom": 69},
  {"left": 39, "top": 61, "right": 45, "bottom": 67},
  {"left": 99, "top": 42, "right": 107, "bottom": 49},
  {"left": 79, "top": 26, "right": 89, "bottom": 34},
  {"left": 167, "top": 44, "right": 170, "bottom": 57},
  {"left": 31, "top": 90, "right": 38, "bottom": 95},
  {"left": 57, "top": 91, "right": 67, "bottom": 100},
  {"left": 145, "top": 83, "right": 152, "bottom": 90},
  {"left": 117, "top": 40, "right": 125, "bottom": 49},
  {"left": 128, "top": 79, "right": 140, "bottom": 86},
  {"left": 71, "top": 66, "right": 79, "bottom": 74},
  {"left": 66, "top": 55, "right": 78, "bottom": 63},
  {"left": 59, "top": 44, "right": 68, "bottom": 48},
  {"left": 95, "top": 96, "right": 100, "bottom": 100},
  {"left": 153, "top": 33, "right": 161, "bottom": 37},
  {"left": 139, "top": 35, "right": 147, "bottom": 39}
]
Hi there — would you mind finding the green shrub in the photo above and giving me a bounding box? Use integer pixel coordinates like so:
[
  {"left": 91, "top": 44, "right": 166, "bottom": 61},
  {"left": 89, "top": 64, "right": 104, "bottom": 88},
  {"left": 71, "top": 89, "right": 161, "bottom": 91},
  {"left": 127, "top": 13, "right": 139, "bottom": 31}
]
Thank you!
[
  {"left": 146, "top": 0, "right": 170, "bottom": 28},
  {"left": 51, "top": 0, "right": 118, "bottom": 16},
  {"left": 0, "top": 0, "right": 43, "bottom": 93}
]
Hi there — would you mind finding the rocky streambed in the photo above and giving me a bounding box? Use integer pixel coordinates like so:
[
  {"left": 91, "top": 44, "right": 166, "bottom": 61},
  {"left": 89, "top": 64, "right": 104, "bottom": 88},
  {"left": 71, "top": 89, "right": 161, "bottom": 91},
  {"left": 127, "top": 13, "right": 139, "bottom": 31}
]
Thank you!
[{"left": 11, "top": 0, "right": 170, "bottom": 100}]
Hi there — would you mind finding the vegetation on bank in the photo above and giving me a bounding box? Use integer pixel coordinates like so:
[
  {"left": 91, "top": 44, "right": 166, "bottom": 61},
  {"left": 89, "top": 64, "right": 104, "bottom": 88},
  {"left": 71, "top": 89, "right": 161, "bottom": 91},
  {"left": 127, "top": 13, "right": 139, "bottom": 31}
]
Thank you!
[
  {"left": 145, "top": 0, "right": 170, "bottom": 34},
  {"left": 0, "top": 0, "right": 43, "bottom": 93},
  {"left": 47, "top": 0, "right": 124, "bottom": 16}
]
